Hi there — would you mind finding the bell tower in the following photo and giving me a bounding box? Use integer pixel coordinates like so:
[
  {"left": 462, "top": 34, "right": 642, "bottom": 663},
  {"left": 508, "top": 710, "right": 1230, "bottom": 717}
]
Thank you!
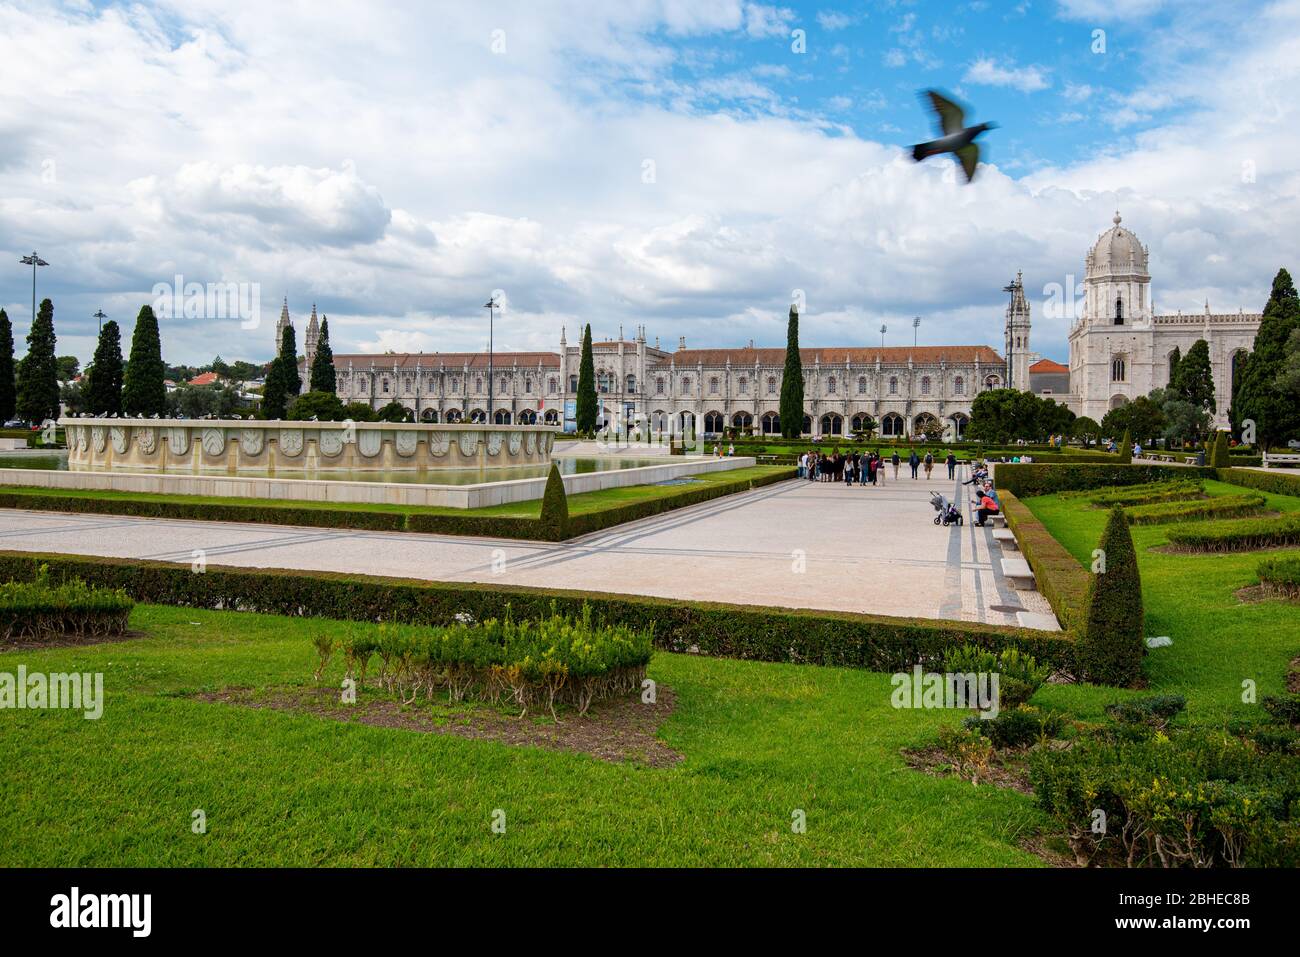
[{"left": 1003, "top": 270, "right": 1031, "bottom": 391}]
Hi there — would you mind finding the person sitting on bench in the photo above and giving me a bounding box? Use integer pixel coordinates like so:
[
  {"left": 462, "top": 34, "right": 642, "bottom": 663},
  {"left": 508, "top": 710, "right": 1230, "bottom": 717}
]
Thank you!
[{"left": 973, "top": 489, "right": 1000, "bottom": 527}]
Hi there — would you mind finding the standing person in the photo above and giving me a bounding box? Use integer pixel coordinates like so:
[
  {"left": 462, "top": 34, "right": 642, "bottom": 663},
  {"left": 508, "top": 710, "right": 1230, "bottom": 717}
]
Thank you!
[
  {"left": 923, "top": 451, "right": 934, "bottom": 480},
  {"left": 798, "top": 451, "right": 806, "bottom": 479},
  {"left": 909, "top": 449, "right": 921, "bottom": 480},
  {"left": 946, "top": 451, "right": 957, "bottom": 480},
  {"left": 845, "top": 452, "right": 854, "bottom": 486},
  {"left": 874, "top": 450, "right": 884, "bottom": 485},
  {"left": 866, "top": 452, "right": 878, "bottom": 486},
  {"left": 727, "top": 442, "right": 735, "bottom": 457},
  {"left": 891, "top": 449, "right": 900, "bottom": 480}
]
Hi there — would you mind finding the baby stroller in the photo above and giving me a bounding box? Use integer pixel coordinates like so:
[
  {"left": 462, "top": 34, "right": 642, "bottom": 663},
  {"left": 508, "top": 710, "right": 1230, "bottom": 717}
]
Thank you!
[{"left": 929, "top": 491, "right": 964, "bottom": 526}]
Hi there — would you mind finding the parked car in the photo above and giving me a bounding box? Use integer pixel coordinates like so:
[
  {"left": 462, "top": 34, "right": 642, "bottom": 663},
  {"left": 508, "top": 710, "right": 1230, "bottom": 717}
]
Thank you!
[{"left": 3, "top": 418, "right": 26, "bottom": 429}]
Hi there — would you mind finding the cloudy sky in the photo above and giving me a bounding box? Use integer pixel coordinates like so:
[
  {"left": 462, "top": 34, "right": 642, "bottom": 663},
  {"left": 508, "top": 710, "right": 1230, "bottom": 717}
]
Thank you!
[{"left": 1, "top": 0, "right": 1298, "bottom": 367}]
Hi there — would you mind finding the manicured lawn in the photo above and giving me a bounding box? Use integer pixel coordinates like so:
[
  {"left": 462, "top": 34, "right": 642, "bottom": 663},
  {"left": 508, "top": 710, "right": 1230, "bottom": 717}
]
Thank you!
[
  {"left": 0, "top": 464, "right": 789, "bottom": 519},
  {"left": 0, "top": 603, "right": 1044, "bottom": 867}
]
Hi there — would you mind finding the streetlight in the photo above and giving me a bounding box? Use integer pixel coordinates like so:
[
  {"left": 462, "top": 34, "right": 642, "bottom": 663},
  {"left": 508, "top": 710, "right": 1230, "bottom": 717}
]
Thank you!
[
  {"left": 483, "top": 295, "right": 499, "bottom": 419},
  {"left": 879, "top": 323, "right": 887, "bottom": 349},
  {"left": 20, "top": 251, "right": 49, "bottom": 322},
  {"left": 913, "top": 316, "right": 921, "bottom": 348},
  {"left": 93, "top": 309, "right": 107, "bottom": 334}
]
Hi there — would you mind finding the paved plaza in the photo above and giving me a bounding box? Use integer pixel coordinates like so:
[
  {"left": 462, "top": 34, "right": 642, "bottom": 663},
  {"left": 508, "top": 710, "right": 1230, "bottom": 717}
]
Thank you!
[{"left": 0, "top": 469, "right": 1055, "bottom": 627}]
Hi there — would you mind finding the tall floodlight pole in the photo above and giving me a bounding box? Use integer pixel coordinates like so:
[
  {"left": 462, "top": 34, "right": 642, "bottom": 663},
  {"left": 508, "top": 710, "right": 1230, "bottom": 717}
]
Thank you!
[
  {"left": 20, "top": 252, "right": 49, "bottom": 322},
  {"left": 913, "top": 316, "right": 921, "bottom": 348},
  {"left": 484, "top": 296, "right": 498, "bottom": 419},
  {"left": 93, "top": 309, "right": 107, "bottom": 333},
  {"left": 879, "top": 323, "right": 887, "bottom": 350}
]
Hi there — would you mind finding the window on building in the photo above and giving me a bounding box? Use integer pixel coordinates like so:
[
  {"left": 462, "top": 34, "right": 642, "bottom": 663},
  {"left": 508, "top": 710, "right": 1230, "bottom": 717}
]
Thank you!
[
  {"left": 569, "top": 375, "right": 578, "bottom": 391},
  {"left": 656, "top": 377, "right": 665, "bottom": 395},
  {"left": 626, "top": 374, "right": 636, "bottom": 394},
  {"left": 451, "top": 377, "right": 459, "bottom": 392},
  {"left": 475, "top": 377, "right": 483, "bottom": 393},
  {"left": 709, "top": 377, "right": 719, "bottom": 394},
  {"left": 921, "top": 376, "right": 931, "bottom": 395},
  {"left": 888, "top": 376, "right": 898, "bottom": 395},
  {"left": 738, "top": 377, "right": 748, "bottom": 394},
  {"left": 381, "top": 378, "right": 390, "bottom": 395},
  {"left": 767, "top": 376, "right": 777, "bottom": 395},
  {"left": 827, "top": 375, "right": 836, "bottom": 394},
  {"left": 857, "top": 376, "right": 867, "bottom": 395},
  {"left": 1111, "top": 357, "right": 1126, "bottom": 382},
  {"left": 548, "top": 377, "right": 557, "bottom": 394},
  {"left": 525, "top": 377, "right": 532, "bottom": 394},
  {"left": 1115, "top": 298, "right": 1124, "bottom": 325},
  {"left": 954, "top": 376, "right": 965, "bottom": 395},
  {"left": 682, "top": 377, "right": 691, "bottom": 393}
]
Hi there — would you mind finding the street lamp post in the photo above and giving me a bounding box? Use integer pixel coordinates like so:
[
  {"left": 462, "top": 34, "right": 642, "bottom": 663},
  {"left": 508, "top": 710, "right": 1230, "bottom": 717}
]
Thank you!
[
  {"left": 913, "top": 316, "right": 921, "bottom": 348},
  {"left": 483, "top": 296, "right": 498, "bottom": 420},
  {"left": 93, "top": 309, "right": 107, "bottom": 334},
  {"left": 20, "top": 252, "right": 49, "bottom": 322},
  {"left": 879, "top": 323, "right": 887, "bottom": 350}
]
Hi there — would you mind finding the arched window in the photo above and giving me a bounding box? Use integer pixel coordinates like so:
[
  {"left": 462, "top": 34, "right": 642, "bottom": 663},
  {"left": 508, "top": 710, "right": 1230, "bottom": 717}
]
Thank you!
[
  {"left": 569, "top": 375, "right": 578, "bottom": 391},
  {"left": 738, "top": 377, "right": 748, "bottom": 394},
  {"left": 656, "top": 377, "right": 665, "bottom": 395},
  {"left": 888, "top": 376, "right": 898, "bottom": 395},
  {"left": 921, "top": 376, "right": 931, "bottom": 395},
  {"left": 1115, "top": 298, "right": 1124, "bottom": 325},
  {"left": 381, "top": 378, "right": 390, "bottom": 395},
  {"left": 357, "top": 375, "right": 368, "bottom": 392},
  {"left": 767, "top": 376, "right": 777, "bottom": 395},
  {"left": 525, "top": 377, "right": 533, "bottom": 394},
  {"left": 475, "top": 377, "right": 483, "bottom": 393},
  {"left": 682, "top": 376, "right": 692, "bottom": 393},
  {"left": 1111, "top": 357, "right": 1126, "bottom": 382},
  {"left": 857, "top": 375, "right": 867, "bottom": 394},
  {"left": 597, "top": 371, "right": 612, "bottom": 393},
  {"left": 732, "top": 411, "right": 752, "bottom": 428},
  {"left": 626, "top": 374, "right": 636, "bottom": 394},
  {"left": 404, "top": 375, "right": 413, "bottom": 392},
  {"left": 827, "top": 375, "right": 837, "bottom": 394},
  {"left": 709, "top": 377, "right": 719, "bottom": 395},
  {"left": 493, "top": 409, "right": 511, "bottom": 424},
  {"left": 1168, "top": 352, "right": 1179, "bottom": 384},
  {"left": 704, "top": 411, "right": 725, "bottom": 433},
  {"left": 518, "top": 409, "right": 537, "bottom": 424},
  {"left": 450, "top": 377, "right": 459, "bottom": 392},
  {"left": 548, "top": 377, "right": 558, "bottom": 394},
  {"left": 500, "top": 377, "right": 508, "bottom": 393},
  {"left": 761, "top": 411, "right": 780, "bottom": 434},
  {"left": 820, "top": 413, "right": 843, "bottom": 435},
  {"left": 954, "top": 375, "right": 965, "bottom": 395},
  {"left": 881, "top": 413, "right": 904, "bottom": 437},
  {"left": 983, "top": 374, "right": 1000, "bottom": 390}
]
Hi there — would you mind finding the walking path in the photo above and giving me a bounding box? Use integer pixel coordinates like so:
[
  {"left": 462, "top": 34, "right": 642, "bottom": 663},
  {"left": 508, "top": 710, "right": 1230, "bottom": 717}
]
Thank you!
[{"left": 0, "top": 466, "right": 1055, "bottom": 626}]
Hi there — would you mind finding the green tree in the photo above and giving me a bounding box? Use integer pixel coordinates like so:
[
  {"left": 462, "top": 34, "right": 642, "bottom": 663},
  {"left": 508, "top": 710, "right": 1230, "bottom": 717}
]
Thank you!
[
  {"left": 0, "top": 309, "right": 15, "bottom": 422},
  {"left": 1101, "top": 396, "right": 1165, "bottom": 445},
  {"left": 341, "top": 401, "right": 378, "bottom": 422},
  {"left": 1166, "top": 345, "right": 1181, "bottom": 389},
  {"left": 56, "top": 355, "right": 80, "bottom": 382},
  {"left": 15, "top": 298, "right": 60, "bottom": 424},
  {"left": 309, "top": 317, "right": 336, "bottom": 394},
  {"left": 121, "top": 305, "right": 167, "bottom": 416},
  {"left": 1276, "top": 327, "right": 1300, "bottom": 399},
  {"left": 1148, "top": 387, "right": 1209, "bottom": 447},
  {"left": 538, "top": 463, "right": 570, "bottom": 540},
  {"left": 166, "top": 384, "right": 241, "bottom": 419},
  {"left": 1077, "top": 508, "right": 1145, "bottom": 687},
  {"left": 1234, "top": 267, "right": 1300, "bottom": 447},
  {"left": 375, "top": 400, "right": 410, "bottom": 422},
  {"left": 575, "top": 323, "right": 597, "bottom": 434},
  {"left": 1173, "top": 338, "right": 1215, "bottom": 414},
  {"left": 1071, "top": 416, "right": 1101, "bottom": 445},
  {"left": 287, "top": 390, "right": 346, "bottom": 421},
  {"left": 1117, "top": 428, "right": 1132, "bottom": 463},
  {"left": 1211, "top": 429, "right": 1231, "bottom": 467},
  {"left": 84, "top": 320, "right": 124, "bottom": 416},
  {"left": 261, "top": 324, "right": 300, "bottom": 420},
  {"left": 779, "top": 306, "right": 804, "bottom": 439}
]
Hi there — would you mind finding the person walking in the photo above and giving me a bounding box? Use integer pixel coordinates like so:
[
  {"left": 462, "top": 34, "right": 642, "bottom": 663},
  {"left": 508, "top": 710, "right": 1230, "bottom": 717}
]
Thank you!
[
  {"left": 891, "top": 449, "right": 900, "bottom": 481},
  {"left": 909, "top": 450, "right": 920, "bottom": 480},
  {"left": 946, "top": 451, "right": 957, "bottom": 480},
  {"left": 923, "top": 451, "right": 934, "bottom": 480}
]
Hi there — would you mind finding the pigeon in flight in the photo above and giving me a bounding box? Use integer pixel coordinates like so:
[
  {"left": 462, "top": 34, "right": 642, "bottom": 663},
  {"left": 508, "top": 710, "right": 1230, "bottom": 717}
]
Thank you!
[{"left": 911, "top": 89, "right": 997, "bottom": 182}]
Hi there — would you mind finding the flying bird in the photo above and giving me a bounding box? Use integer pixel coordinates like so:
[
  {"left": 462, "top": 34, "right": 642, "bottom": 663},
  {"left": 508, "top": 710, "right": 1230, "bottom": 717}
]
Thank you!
[{"left": 911, "top": 89, "right": 997, "bottom": 183}]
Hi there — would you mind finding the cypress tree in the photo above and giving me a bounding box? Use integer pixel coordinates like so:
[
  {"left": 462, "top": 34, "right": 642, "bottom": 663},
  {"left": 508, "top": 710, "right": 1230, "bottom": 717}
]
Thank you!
[
  {"left": 1234, "top": 267, "right": 1300, "bottom": 447},
  {"left": 538, "top": 463, "right": 570, "bottom": 540},
  {"left": 779, "top": 305, "right": 804, "bottom": 439},
  {"left": 309, "top": 317, "right": 336, "bottom": 394},
  {"left": 1166, "top": 344, "right": 1181, "bottom": 389},
  {"left": 121, "top": 305, "right": 167, "bottom": 416},
  {"left": 15, "top": 298, "right": 60, "bottom": 424},
  {"left": 280, "top": 323, "right": 302, "bottom": 398},
  {"left": 575, "top": 323, "right": 597, "bottom": 434},
  {"left": 1078, "top": 508, "right": 1145, "bottom": 687},
  {"left": 1117, "top": 428, "right": 1132, "bottom": 463},
  {"left": 1174, "top": 338, "right": 1216, "bottom": 413},
  {"left": 262, "top": 357, "right": 287, "bottom": 420},
  {"left": 1211, "top": 429, "right": 1231, "bottom": 468},
  {"left": 84, "top": 320, "right": 124, "bottom": 416},
  {"left": 0, "top": 309, "right": 14, "bottom": 422}
]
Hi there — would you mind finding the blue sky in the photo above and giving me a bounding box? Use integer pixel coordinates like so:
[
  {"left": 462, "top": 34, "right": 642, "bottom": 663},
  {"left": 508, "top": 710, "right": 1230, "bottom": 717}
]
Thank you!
[{"left": 0, "top": 0, "right": 1296, "bottom": 366}]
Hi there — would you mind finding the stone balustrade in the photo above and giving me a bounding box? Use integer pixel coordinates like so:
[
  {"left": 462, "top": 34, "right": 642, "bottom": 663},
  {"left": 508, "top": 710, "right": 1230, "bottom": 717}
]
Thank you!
[{"left": 58, "top": 417, "right": 557, "bottom": 473}]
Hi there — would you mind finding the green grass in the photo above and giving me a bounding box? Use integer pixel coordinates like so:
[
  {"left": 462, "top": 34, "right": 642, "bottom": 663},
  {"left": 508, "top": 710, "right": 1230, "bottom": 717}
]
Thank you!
[
  {"left": 0, "top": 603, "right": 1044, "bottom": 866},
  {"left": 0, "top": 464, "right": 788, "bottom": 519},
  {"left": 2, "top": 476, "right": 1295, "bottom": 866}
]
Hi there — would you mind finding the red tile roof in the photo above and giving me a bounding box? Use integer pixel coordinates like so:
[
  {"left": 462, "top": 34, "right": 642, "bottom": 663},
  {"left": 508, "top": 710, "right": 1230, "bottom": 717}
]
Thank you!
[
  {"left": 188, "top": 371, "right": 223, "bottom": 386},
  {"left": 1029, "top": 358, "right": 1069, "bottom": 373},
  {"left": 332, "top": 352, "right": 561, "bottom": 370},
  {"left": 654, "top": 345, "right": 1004, "bottom": 367}
]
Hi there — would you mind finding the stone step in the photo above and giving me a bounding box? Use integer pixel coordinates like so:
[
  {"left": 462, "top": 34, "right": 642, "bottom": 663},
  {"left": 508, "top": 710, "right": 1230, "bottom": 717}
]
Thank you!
[
  {"left": 1001, "top": 557, "right": 1036, "bottom": 589},
  {"left": 992, "top": 528, "right": 1018, "bottom": 549},
  {"left": 989, "top": 512, "right": 1007, "bottom": 526},
  {"left": 1016, "top": 611, "right": 1060, "bottom": 632}
]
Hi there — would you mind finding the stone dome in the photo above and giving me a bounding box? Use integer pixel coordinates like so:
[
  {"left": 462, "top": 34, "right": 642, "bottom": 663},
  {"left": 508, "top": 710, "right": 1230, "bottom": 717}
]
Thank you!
[{"left": 1086, "top": 211, "right": 1148, "bottom": 277}]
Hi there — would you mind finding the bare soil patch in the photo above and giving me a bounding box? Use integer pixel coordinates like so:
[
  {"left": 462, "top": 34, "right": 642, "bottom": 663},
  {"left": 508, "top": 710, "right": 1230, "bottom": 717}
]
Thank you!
[
  {"left": 902, "top": 744, "right": 1034, "bottom": 795},
  {"left": 0, "top": 629, "right": 148, "bottom": 651},
  {"left": 195, "top": 683, "right": 682, "bottom": 768}
]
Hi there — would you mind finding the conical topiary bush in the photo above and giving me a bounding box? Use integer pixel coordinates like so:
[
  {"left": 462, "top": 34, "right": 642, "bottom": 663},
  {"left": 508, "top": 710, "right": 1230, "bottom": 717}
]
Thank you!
[
  {"left": 539, "top": 463, "right": 570, "bottom": 541},
  {"left": 1077, "top": 507, "right": 1145, "bottom": 687}
]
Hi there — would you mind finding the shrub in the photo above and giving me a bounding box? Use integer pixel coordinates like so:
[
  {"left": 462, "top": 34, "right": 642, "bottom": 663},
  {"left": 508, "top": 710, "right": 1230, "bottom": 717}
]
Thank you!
[
  {"left": 538, "top": 463, "right": 570, "bottom": 541},
  {"left": 1166, "top": 512, "right": 1300, "bottom": 553},
  {"left": 994, "top": 463, "right": 1215, "bottom": 498},
  {"left": 1117, "top": 429, "right": 1132, "bottom": 464},
  {"left": 316, "top": 607, "right": 654, "bottom": 718},
  {"left": 0, "top": 565, "right": 133, "bottom": 642},
  {"left": 287, "top": 391, "right": 346, "bottom": 422},
  {"left": 965, "top": 705, "right": 1065, "bottom": 749},
  {"left": 937, "top": 724, "right": 994, "bottom": 779},
  {"left": 1104, "top": 693, "right": 1186, "bottom": 730},
  {"left": 1216, "top": 467, "right": 1300, "bottom": 499},
  {"left": 1262, "top": 694, "right": 1300, "bottom": 727},
  {"left": 999, "top": 490, "right": 1091, "bottom": 632},
  {"left": 1122, "top": 493, "right": 1268, "bottom": 525},
  {"left": 1082, "top": 480, "right": 1203, "bottom": 508},
  {"left": 1257, "top": 555, "right": 1300, "bottom": 599},
  {"left": 1030, "top": 728, "right": 1300, "bottom": 867},
  {"left": 943, "top": 644, "right": 1050, "bottom": 708},
  {"left": 1077, "top": 508, "right": 1145, "bottom": 687},
  {"left": 1211, "top": 430, "right": 1231, "bottom": 468},
  {"left": 0, "top": 551, "right": 1078, "bottom": 674}
]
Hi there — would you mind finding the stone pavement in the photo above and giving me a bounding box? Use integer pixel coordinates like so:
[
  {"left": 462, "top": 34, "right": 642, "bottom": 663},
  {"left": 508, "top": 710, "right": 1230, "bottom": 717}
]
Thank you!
[{"left": 0, "top": 466, "right": 1055, "bottom": 627}]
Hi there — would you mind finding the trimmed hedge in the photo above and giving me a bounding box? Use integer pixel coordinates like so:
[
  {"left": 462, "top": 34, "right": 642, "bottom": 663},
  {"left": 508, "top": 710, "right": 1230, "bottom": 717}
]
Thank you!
[
  {"left": 0, "top": 550, "right": 1078, "bottom": 674},
  {"left": 1257, "top": 555, "right": 1300, "bottom": 599},
  {"left": 1077, "top": 508, "right": 1145, "bottom": 688},
  {"left": 1, "top": 566, "right": 134, "bottom": 642},
  {"left": 1122, "top": 493, "right": 1268, "bottom": 526},
  {"left": 0, "top": 467, "right": 797, "bottom": 543},
  {"left": 994, "top": 463, "right": 1215, "bottom": 498},
  {"left": 1166, "top": 512, "right": 1300, "bottom": 553},
  {"left": 1081, "top": 480, "right": 1203, "bottom": 508},
  {"left": 1216, "top": 467, "right": 1300, "bottom": 499},
  {"left": 999, "top": 490, "right": 1091, "bottom": 632}
]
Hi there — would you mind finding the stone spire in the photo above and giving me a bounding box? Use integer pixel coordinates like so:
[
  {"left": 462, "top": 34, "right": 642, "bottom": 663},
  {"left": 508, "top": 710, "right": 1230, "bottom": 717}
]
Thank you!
[
  {"left": 275, "top": 297, "right": 292, "bottom": 350},
  {"left": 305, "top": 304, "right": 320, "bottom": 372},
  {"left": 1004, "top": 270, "right": 1032, "bottom": 391}
]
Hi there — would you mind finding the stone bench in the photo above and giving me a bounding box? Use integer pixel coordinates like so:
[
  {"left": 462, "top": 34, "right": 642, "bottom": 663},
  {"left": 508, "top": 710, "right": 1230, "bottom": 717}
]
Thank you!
[
  {"left": 992, "top": 528, "right": 1018, "bottom": 549},
  {"left": 988, "top": 511, "right": 1007, "bottom": 526},
  {"left": 1016, "top": 610, "right": 1060, "bottom": 632},
  {"left": 0, "top": 438, "right": 28, "bottom": 450},
  {"left": 1001, "top": 557, "right": 1036, "bottom": 589},
  {"left": 1264, "top": 453, "right": 1300, "bottom": 469}
]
